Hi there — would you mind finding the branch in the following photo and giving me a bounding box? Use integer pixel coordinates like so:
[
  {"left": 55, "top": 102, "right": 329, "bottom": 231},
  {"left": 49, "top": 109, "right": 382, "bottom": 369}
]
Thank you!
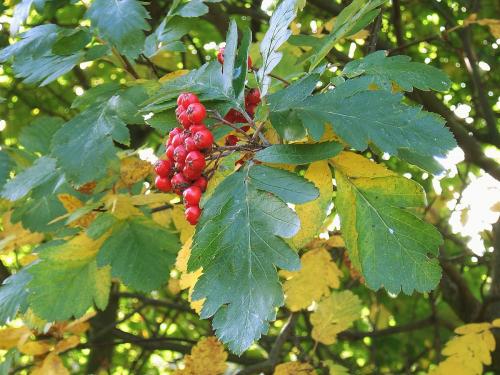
[{"left": 236, "top": 313, "right": 298, "bottom": 375}]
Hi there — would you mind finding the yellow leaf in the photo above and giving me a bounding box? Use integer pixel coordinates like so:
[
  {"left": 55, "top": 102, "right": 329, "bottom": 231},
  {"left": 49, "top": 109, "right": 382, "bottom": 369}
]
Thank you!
[
  {"left": 476, "top": 18, "right": 500, "bottom": 38},
  {"left": 57, "top": 194, "right": 96, "bottom": 228},
  {"left": 171, "top": 205, "right": 195, "bottom": 243},
  {"left": 168, "top": 278, "right": 181, "bottom": 295},
  {"left": 369, "top": 303, "right": 391, "bottom": 329},
  {"left": 103, "top": 194, "right": 143, "bottom": 219},
  {"left": 129, "top": 193, "right": 175, "bottom": 206},
  {"left": 0, "top": 212, "right": 44, "bottom": 254},
  {"left": 281, "top": 248, "right": 342, "bottom": 311},
  {"left": 20, "top": 253, "right": 39, "bottom": 266},
  {"left": 0, "top": 326, "right": 31, "bottom": 350},
  {"left": 310, "top": 290, "right": 362, "bottom": 345},
  {"left": 176, "top": 237, "right": 204, "bottom": 313},
  {"left": 18, "top": 340, "right": 53, "bottom": 355},
  {"left": 274, "top": 362, "right": 317, "bottom": 375},
  {"left": 31, "top": 353, "right": 69, "bottom": 375},
  {"left": 175, "top": 337, "right": 227, "bottom": 375},
  {"left": 430, "top": 322, "right": 497, "bottom": 375},
  {"left": 492, "top": 319, "right": 500, "bottom": 328},
  {"left": 63, "top": 311, "right": 96, "bottom": 335},
  {"left": 119, "top": 157, "right": 152, "bottom": 186},
  {"left": 159, "top": 69, "right": 189, "bottom": 83},
  {"left": 291, "top": 161, "right": 332, "bottom": 249},
  {"left": 54, "top": 335, "right": 81, "bottom": 354},
  {"left": 323, "top": 361, "right": 350, "bottom": 375}
]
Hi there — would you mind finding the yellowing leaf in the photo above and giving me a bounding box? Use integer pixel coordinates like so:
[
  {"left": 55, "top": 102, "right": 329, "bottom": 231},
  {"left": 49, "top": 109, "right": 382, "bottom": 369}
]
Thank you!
[
  {"left": 54, "top": 335, "right": 81, "bottom": 354},
  {"left": 274, "top": 362, "right": 317, "bottom": 375},
  {"left": 310, "top": 290, "right": 362, "bottom": 345},
  {"left": 129, "top": 193, "right": 175, "bottom": 206},
  {"left": 168, "top": 278, "right": 181, "bottom": 295},
  {"left": 176, "top": 237, "right": 204, "bottom": 313},
  {"left": 171, "top": 205, "right": 194, "bottom": 243},
  {"left": 281, "top": 248, "right": 342, "bottom": 311},
  {"left": 369, "top": 303, "right": 391, "bottom": 329},
  {"left": 18, "top": 340, "right": 53, "bottom": 355},
  {"left": 19, "top": 253, "right": 39, "bottom": 266},
  {"left": 323, "top": 361, "right": 350, "bottom": 375},
  {"left": 119, "top": 157, "right": 152, "bottom": 186},
  {"left": 174, "top": 336, "right": 227, "bottom": 375},
  {"left": 57, "top": 194, "right": 96, "bottom": 228},
  {"left": 291, "top": 161, "right": 332, "bottom": 248},
  {"left": 31, "top": 353, "right": 69, "bottom": 375},
  {"left": 430, "top": 322, "right": 497, "bottom": 375},
  {"left": 465, "top": 15, "right": 500, "bottom": 38},
  {"left": 103, "top": 194, "right": 143, "bottom": 219},
  {"left": 0, "top": 211, "right": 44, "bottom": 254},
  {"left": 0, "top": 326, "right": 30, "bottom": 349},
  {"left": 159, "top": 69, "right": 189, "bottom": 83}
]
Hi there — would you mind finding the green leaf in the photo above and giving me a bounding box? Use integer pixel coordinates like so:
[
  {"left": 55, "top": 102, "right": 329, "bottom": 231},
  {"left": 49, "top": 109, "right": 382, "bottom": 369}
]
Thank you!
[
  {"left": 1, "top": 156, "right": 58, "bottom": 201},
  {"left": 0, "top": 151, "right": 13, "bottom": 189},
  {"left": 257, "top": 0, "right": 298, "bottom": 96},
  {"left": 71, "top": 83, "right": 121, "bottom": 110},
  {"left": 52, "top": 28, "right": 92, "bottom": 56},
  {"left": 189, "top": 164, "right": 301, "bottom": 354},
  {"left": 19, "top": 116, "right": 64, "bottom": 155},
  {"left": 28, "top": 235, "right": 111, "bottom": 321},
  {"left": 51, "top": 98, "right": 131, "bottom": 185},
  {"left": 87, "top": 213, "right": 118, "bottom": 239},
  {"left": 173, "top": 0, "right": 209, "bottom": 17},
  {"left": 0, "top": 268, "right": 31, "bottom": 325},
  {"left": 308, "top": 0, "right": 386, "bottom": 70},
  {"left": 269, "top": 79, "right": 456, "bottom": 170},
  {"left": 10, "top": 0, "right": 34, "bottom": 36},
  {"left": 255, "top": 142, "right": 343, "bottom": 165},
  {"left": 144, "top": 17, "right": 191, "bottom": 58},
  {"left": 332, "top": 152, "right": 442, "bottom": 294},
  {"left": 222, "top": 20, "right": 238, "bottom": 96},
  {"left": 97, "top": 216, "right": 179, "bottom": 292},
  {"left": 248, "top": 165, "right": 318, "bottom": 204},
  {"left": 233, "top": 27, "right": 251, "bottom": 98},
  {"left": 0, "top": 24, "right": 85, "bottom": 86},
  {"left": 342, "top": 51, "right": 452, "bottom": 92},
  {"left": 13, "top": 196, "right": 66, "bottom": 233},
  {"left": 85, "top": 0, "right": 151, "bottom": 59}
]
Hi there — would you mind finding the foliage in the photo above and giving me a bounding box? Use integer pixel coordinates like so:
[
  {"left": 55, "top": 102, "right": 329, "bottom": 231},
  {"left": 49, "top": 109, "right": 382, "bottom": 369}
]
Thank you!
[{"left": 0, "top": 0, "right": 499, "bottom": 373}]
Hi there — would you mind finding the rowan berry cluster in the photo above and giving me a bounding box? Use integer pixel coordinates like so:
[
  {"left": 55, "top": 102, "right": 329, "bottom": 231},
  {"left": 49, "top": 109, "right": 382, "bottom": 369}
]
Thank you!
[
  {"left": 223, "top": 88, "right": 261, "bottom": 146},
  {"left": 154, "top": 92, "right": 213, "bottom": 225}
]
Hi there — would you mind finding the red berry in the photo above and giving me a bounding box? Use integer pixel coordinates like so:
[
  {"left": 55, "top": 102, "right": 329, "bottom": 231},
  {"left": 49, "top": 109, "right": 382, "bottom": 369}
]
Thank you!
[
  {"left": 155, "top": 176, "right": 172, "bottom": 192},
  {"left": 184, "top": 136, "right": 198, "bottom": 152},
  {"left": 186, "top": 103, "right": 206, "bottom": 123},
  {"left": 185, "top": 150, "right": 206, "bottom": 171},
  {"left": 173, "top": 145, "right": 187, "bottom": 162},
  {"left": 241, "top": 125, "right": 250, "bottom": 132},
  {"left": 175, "top": 106, "right": 185, "bottom": 117},
  {"left": 225, "top": 134, "right": 238, "bottom": 146},
  {"left": 171, "top": 134, "right": 183, "bottom": 148},
  {"left": 177, "top": 111, "right": 191, "bottom": 128},
  {"left": 182, "top": 165, "right": 202, "bottom": 181},
  {"left": 193, "top": 176, "right": 208, "bottom": 192},
  {"left": 183, "top": 186, "right": 202, "bottom": 206},
  {"left": 154, "top": 159, "right": 172, "bottom": 177},
  {"left": 193, "top": 129, "right": 214, "bottom": 150},
  {"left": 166, "top": 145, "right": 175, "bottom": 160},
  {"left": 246, "top": 88, "right": 261, "bottom": 105},
  {"left": 224, "top": 109, "right": 237, "bottom": 123},
  {"left": 217, "top": 47, "right": 225, "bottom": 64},
  {"left": 167, "top": 127, "right": 182, "bottom": 146},
  {"left": 246, "top": 104, "right": 257, "bottom": 117},
  {"left": 177, "top": 92, "right": 199, "bottom": 107},
  {"left": 185, "top": 205, "right": 201, "bottom": 225},
  {"left": 247, "top": 56, "right": 253, "bottom": 70},
  {"left": 190, "top": 124, "right": 207, "bottom": 134},
  {"left": 171, "top": 173, "right": 190, "bottom": 194},
  {"left": 175, "top": 160, "right": 185, "bottom": 172}
]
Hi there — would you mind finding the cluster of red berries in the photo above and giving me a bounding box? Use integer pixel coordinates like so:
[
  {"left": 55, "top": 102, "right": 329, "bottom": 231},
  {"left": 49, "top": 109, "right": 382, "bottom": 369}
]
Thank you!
[{"left": 154, "top": 92, "right": 214, "bottom": 225}]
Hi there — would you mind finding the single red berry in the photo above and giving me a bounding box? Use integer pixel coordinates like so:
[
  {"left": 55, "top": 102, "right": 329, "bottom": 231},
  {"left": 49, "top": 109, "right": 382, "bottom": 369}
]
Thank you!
[
  {"left": 171, "top": 134, "right": 183, "bottom": 148},
  {"left": 185, "top": 150, "right": 206, "bottom": 171},
  {"left": 171, "top": 173, "right": 190, "bottom": 194},
  {"left": 167, "top": 127, "right": 182, "bottom": 146},
  {"left": 247, "top": 56, "right": 253, "bottom": 70},
  {"left": 246, "top": 88, "right": 261, "bottom": 105},
  {"left": 177, "top": 111, "right": 191, "bottom": 128},
  {"left": 183, "top": 186, "right": 202, "bottom": 206},
  {"left": 193, "top": 129, "right": 214, "bottom": 150},
  {"left": 173, "top": 145, "right": 187, "bottom": 162},
  {"left": 184, "top": 136, "right": 199, "bottom": 152},
  {"left": 217, "top": 47, "right": 225, "bottom": 64},
  {"left": 177, "top": 92, "right": 199, "bottom": 107},
  {"left": 155, "top": 175, "right": 172, "bottom": 192},
  {"left": 154, "top": 159, "right": 172, "bottom": 177},
  {"left": 175, "top": 106, "right": 185, "bottom": 117},
  {"left": 185, "top": 205, "right": 202, "bottom": 225},
  {"left": 241, "top": 125, "right": 250, "bottom": 132},
  {"left": 166, "top": 145, "right": 175, "bottom": 160},
  {"left": 175, "top": 161, "right": 185, "bottom": 173},
  {"left": 224, "top": 109, "right": 237, "bottom": 123},
  {"left": 186, "top": 103, "right": 206, "bottom": 123},
  {"left": 193, "top": 176, "right": 208, "bottom": 192},
  {"left": 190, "top": 124, "right": 207, "bottom": 134},
  {"left": 225, "top": 134, "right": 238, "bottom": 146},
  {"left": 182, "top": 165, "right": 202, "bottom": 181}
]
